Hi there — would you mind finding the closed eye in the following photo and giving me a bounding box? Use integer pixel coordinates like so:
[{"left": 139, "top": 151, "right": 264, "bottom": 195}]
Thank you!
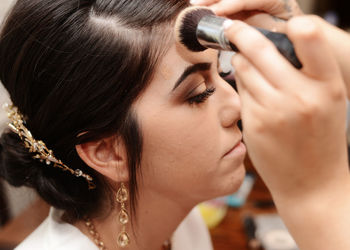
[{"left": 187, "top": 87, "right": 216, "bottom": 104}]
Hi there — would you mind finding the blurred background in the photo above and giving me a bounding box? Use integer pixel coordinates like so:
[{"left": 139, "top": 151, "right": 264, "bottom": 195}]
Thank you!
[{"left": 0, "top": 0, "right": 349, "bottom": 249}]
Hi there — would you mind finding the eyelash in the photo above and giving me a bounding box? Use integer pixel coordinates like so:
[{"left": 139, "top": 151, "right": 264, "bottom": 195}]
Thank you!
[{"left": 187, "top": 87, "right": 216, "bottom": 105}]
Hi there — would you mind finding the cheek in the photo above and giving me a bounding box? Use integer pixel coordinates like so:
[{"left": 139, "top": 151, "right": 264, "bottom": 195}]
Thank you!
[{"left": 138, "top": 104, "right": 221, "bottom": 188}]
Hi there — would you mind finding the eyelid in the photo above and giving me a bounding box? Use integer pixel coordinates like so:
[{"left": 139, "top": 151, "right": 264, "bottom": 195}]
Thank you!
[{"left": 184, "top": 79, "right": 206, "bottom": 99}]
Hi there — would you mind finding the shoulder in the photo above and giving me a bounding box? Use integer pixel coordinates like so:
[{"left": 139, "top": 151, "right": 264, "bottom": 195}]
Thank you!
[
  {"left": 172, "top": 206, "right": 213, "bottom": 250},
  {"left": 15, "top": 216, "right": 50, "bottom": 250},
  {"left": 15, "top": 207, "right": 97, "bottom": 250}
]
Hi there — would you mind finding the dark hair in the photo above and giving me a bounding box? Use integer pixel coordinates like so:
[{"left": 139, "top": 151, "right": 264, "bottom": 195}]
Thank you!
[{"left": 0, "top": 0, "right": 188, "bottom": 220}]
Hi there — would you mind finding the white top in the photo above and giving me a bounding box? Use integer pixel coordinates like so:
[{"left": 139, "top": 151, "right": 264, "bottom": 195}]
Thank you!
[{"left": 16, "top": 207, "right": 213, "bottom": 250}]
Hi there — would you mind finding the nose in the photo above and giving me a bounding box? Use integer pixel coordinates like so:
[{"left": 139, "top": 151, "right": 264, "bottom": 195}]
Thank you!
[{"left": 216, "top": 78, "right": 241, "bottom": 128}]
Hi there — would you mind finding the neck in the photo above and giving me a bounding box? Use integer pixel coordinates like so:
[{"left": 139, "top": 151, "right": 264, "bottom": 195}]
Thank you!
[{"left": 76, "top": 188, "right": 195, "bottom": 250}]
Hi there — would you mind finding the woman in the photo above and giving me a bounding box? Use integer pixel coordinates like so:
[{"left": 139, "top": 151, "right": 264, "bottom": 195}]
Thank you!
[
  {"left": 0, "top": 0, "right": 245, "bottom": 249},
  {"left": 2, "top": 0, "right": 350, "bottom": 249}
]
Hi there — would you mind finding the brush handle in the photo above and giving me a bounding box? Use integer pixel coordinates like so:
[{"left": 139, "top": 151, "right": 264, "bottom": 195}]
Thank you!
[
  {"left": 257, "top": 28, "right": 302, "bottom": 69},
  {"left": 227, "top": 28, "right": 302, "bottom": 69},
  {"left": 197, "top": 15, "right": 302, "bottom": 69}
]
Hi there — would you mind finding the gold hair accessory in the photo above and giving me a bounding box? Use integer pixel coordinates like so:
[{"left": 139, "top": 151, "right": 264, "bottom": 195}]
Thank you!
[{"left": 3, "top": 103, "right": 96, "bottom": 190}]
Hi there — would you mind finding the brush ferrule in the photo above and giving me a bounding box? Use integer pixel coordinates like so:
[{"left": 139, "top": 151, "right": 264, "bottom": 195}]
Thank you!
[{"left": 196, "top": 15, "right": 231, "bottom": 51}]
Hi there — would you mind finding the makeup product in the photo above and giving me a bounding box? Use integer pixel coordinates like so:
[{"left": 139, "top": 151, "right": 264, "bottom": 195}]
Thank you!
[
  {"left": 243, "top": 215, "right": 261, "bottom": 250},
  {"left": 254, "top": 214, "right": 299, "bottom": 250},
  {"left": 198, "top": 198, "right": 228, "bottom": 229},
  {"left": 175, "top": 7, "right": 302, "bottom": 69}
]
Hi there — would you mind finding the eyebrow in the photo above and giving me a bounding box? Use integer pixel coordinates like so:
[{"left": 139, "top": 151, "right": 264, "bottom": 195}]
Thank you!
[{"left": 172, "top": 63, "right": 212, "bottom": 91}]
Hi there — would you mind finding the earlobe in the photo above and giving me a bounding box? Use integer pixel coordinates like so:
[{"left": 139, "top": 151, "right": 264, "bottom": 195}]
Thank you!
[{"left": 75, "top": 136, "right": 129, "bottom": 182}]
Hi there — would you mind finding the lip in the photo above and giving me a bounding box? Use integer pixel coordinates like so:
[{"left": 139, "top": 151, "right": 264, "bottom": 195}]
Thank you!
[{"left": 223, "top": 138, "right": 246, "bottom": 159}]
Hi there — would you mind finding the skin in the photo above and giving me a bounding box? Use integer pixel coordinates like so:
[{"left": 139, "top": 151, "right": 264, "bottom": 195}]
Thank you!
[
  {"left": 75, "top": 32, "right": 246, "bottom": 249},
  {"left": 136, "top": 45, "right": 245, "bottom": 205},
  {"left": 190, "top": 0, "right": 350, "bottom": 249},
  {"left": 228, "top": 17, "right": 350, "bottom": 250}
]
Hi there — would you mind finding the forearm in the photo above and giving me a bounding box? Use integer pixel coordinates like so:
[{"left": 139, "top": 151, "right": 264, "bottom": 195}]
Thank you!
[{"left": 273, "top": 173, "right": 350, "bottom": 250}]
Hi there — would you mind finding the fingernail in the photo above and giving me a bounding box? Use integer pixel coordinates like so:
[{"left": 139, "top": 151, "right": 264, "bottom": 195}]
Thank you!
[
  {"left": 190, "top": 0, "right": 201, "bottom": 4},
  {"left": 223, "top": 19, "right": 234, "bottom": 30}
]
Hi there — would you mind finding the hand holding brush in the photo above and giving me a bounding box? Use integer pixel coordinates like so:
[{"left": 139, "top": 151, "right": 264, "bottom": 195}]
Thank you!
[
  {"left": 221, "top": 14, "right": 350, "bottom": 250},
  {"left": 175, "top": 6, "right": 302, "bottom": 68}
]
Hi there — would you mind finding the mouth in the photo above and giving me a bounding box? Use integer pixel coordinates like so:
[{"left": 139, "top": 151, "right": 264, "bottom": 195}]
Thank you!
[{"left": 223, "top": 137, "right": 245, "bottom": 158}]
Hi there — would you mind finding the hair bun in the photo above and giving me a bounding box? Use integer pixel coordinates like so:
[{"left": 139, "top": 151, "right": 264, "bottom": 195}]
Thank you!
[
  {"left": 0, "top": 130, "right": 42, "bottom": 187},
  {"left": 0, "top": 129, "right": 97, "bottom": 218}
]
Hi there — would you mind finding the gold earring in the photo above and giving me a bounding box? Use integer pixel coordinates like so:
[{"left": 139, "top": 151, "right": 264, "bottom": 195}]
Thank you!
[{"left": 116, "top": 182, "right": 130, "bottom": 248}]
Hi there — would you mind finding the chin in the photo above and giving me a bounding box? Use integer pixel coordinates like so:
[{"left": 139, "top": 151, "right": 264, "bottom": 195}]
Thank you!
[
  {"left": 206, "top": 164, "right": 246, "bottom": 200},
  {"left": 225, "top": 163, "right": 246, "bottom": 195}
]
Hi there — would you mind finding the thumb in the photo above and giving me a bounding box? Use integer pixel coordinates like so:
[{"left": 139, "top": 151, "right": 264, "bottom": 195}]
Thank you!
[{"left": 286, "top": 16, "right": 339, "bottom": 80}]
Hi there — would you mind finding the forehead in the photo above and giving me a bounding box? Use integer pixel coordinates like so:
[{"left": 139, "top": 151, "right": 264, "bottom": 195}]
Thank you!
[{"left": 157, "top": 41, "right": 218, "bottom": 81}]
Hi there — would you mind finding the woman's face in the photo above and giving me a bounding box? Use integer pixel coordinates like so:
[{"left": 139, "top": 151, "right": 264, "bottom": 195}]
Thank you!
[{"left": 133, "top": 40, "right": 246, "bottom": 206}]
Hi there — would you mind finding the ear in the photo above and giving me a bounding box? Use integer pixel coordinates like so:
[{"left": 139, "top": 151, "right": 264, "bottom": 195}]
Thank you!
[{"left": 75, "top": 136, "right": 129, "bottom": 182}]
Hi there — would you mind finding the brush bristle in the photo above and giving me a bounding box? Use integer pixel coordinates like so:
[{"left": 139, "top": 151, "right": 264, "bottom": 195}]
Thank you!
[{"left": 175, "top": 7, "right": 215, "bottom": 52}]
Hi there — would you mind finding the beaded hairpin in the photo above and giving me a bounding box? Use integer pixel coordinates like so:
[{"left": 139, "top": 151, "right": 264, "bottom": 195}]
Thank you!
[{"left": 3, "top": 103, "right": 96, "bottom": 190}]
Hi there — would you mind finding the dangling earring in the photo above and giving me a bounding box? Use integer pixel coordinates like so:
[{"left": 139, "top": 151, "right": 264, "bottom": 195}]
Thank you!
[{"left": 116, "top": 182, "right": 130, "bottom": 248}]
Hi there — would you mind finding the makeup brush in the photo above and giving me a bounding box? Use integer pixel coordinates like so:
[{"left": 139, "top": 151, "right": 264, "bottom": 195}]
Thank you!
[{"left": 175, "top": 7, "right": 302, "bottom": 69}]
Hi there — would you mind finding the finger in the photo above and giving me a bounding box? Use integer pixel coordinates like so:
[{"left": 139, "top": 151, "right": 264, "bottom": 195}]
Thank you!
[
  {"left": 286, "top": 16, "right": 340, "bottom": 81},
  {"left": 241, "top": 13, "right": 287, "bottom": 33},
  {"left": 232, "top": 53, "right": 277, "bottom": 106},
  {"left": 208, "top": 0, "right": 297, "bottom": 19},
  {"left": 224, "top": 20, "right": 299, "bottom": 88},
  {"left": 235, "top": 77, "right": 268, "bottom": 134},
  {"left": 189, "top": 0, "right": 219, "bottom": 6}
]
